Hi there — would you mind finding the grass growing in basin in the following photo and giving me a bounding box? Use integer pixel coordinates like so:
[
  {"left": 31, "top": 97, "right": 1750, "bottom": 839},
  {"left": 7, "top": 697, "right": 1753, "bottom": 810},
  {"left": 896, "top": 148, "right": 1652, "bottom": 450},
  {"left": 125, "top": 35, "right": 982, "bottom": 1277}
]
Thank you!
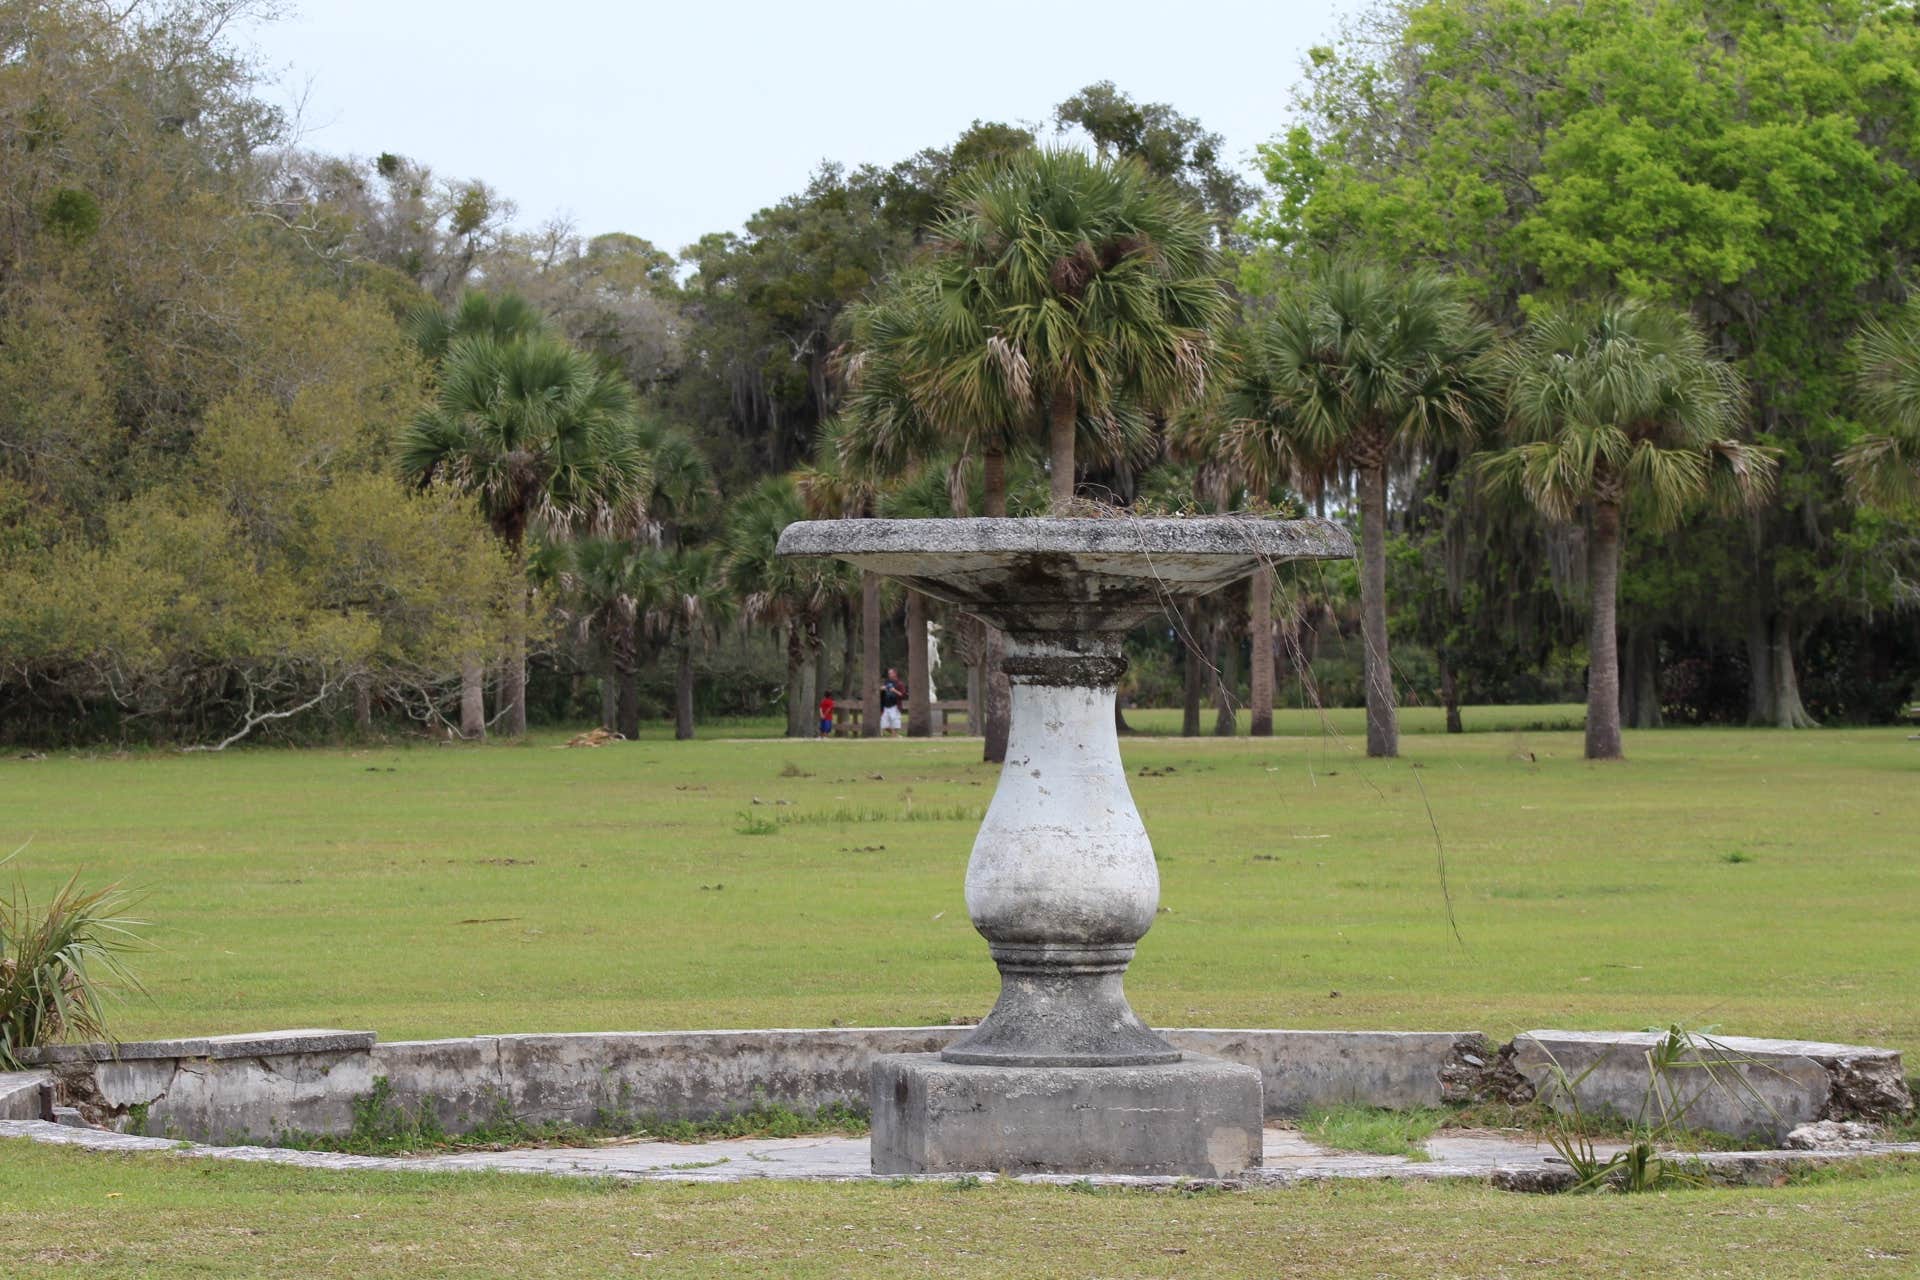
[{"left": 1301, "top": 1104, "right": 1445, "bottom": 1160}]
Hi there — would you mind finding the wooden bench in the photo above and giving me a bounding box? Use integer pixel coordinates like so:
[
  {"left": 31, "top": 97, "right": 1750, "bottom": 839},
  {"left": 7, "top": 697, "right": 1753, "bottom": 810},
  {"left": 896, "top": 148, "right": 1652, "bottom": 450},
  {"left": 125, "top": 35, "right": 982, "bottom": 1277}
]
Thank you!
[{"left": 832, "top": 699, "right": 973, "bottom": 735}]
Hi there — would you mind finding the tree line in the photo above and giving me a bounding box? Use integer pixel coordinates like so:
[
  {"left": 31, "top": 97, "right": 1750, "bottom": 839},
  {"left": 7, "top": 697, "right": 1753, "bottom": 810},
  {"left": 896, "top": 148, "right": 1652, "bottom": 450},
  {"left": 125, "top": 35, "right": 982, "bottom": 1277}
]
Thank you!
[{"left": 0, "top": 0, "right": 1914, "bottom": 754}]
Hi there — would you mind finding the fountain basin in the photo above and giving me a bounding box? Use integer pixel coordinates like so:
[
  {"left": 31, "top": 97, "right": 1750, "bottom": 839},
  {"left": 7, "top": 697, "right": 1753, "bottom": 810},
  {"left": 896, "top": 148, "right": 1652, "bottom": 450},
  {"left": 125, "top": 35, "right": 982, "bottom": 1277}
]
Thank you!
[{"left": 775, "top": 516, "right": 1352, "bottom": 636}]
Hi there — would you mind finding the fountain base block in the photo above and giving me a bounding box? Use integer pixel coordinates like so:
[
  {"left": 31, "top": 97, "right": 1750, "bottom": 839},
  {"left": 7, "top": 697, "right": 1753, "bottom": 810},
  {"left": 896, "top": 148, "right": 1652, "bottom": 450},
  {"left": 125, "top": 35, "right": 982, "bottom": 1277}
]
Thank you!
[{"left": 870, "top": 1052, "right": 1262, "bottom": 1178}]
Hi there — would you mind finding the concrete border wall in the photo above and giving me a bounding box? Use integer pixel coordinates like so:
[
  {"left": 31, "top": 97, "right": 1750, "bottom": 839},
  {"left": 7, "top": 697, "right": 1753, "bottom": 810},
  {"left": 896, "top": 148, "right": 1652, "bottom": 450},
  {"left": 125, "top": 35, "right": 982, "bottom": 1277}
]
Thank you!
[
  {"left": 0, "top": 1071, "right": 47, "bottom": 1122},
  {"left": 20, "top": 1026, "right": 1907, "bottom": 1146},
  {"left": 371, "top": 1028, "right": 963, "bottom": 1133},
  {"left": 1513, "top": 1030, "right": 1913, "bottom": 1144}
]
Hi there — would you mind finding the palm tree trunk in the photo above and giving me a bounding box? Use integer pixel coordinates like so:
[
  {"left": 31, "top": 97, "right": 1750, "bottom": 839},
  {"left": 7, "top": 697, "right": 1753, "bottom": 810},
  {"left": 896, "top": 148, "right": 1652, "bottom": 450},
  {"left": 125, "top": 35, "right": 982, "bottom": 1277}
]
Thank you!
[
  {"left": 353, "top": 677, "right": 373, "bottom": 736},
  {"left": 1182, "top": 604, "right": 1204, "bottom": 737},
  {"left": 983, "top": 626, "right": 1010, "bottom": 761},
  {"left": 599, "top": 658, "right": 618, "bottom": 732},
  {"left": 839, "top": 598, "right": 856, "bottom": 697},
  {"left": 1249, "top": 570, "right": 1273, "bottom": 737},
  {"left": 966, "top": 643, "right": 982, "bottom": 739},
  {"left": 616, "top": 659, "right": 640, "bottom": 741},
  {"left": 501, "top": 542, "right": 530, "bottom": 737},
  {"left": 814, "top": 621, "right": 833, "bottom": 720},
  {"left": 675, "top": 637, "right": 695, "bottom": 740},
  {"left": 1048, "top": 385, "right": 1076, "bottom": 507},
  {"left": 861, "top": 572, "right": 882, "bottom": 739},
  {"left": 982, "top": 446, "right": 1012, "bottom": 763},
  {"left": 1358, "top": 462, "right": 1398, "bottom": 758},
  {"left": 1274, "top": 614, "right": 1295, "bottom": 709},
  {"left": 459, "top": 656, "right": 486, "bottom": 739},
  {"left": 1439, "top": 652, "right": 1463, "bottom": 734},
  {"left": 906, "top": 590, "right": 931, "bottom": 738},
  {"left": 799, "top": 652, "right": 818, "bottom": 740},
  {"left": 1213, "top": 603, "right": 1239, "bottom": 737},
  {"left": 1585, "top": 500, "right": 1625, "bottom": 761},
  {"left": 785, "top": 622, "right": 806, "bottom": 738}
]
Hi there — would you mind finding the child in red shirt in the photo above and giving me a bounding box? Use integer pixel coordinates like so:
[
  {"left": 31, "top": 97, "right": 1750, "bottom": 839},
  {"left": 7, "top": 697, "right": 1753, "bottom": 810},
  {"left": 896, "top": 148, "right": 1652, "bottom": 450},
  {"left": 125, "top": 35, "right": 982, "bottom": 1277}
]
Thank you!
[{"left": 818, "top": 691, "right": 836, "bottom": 737}]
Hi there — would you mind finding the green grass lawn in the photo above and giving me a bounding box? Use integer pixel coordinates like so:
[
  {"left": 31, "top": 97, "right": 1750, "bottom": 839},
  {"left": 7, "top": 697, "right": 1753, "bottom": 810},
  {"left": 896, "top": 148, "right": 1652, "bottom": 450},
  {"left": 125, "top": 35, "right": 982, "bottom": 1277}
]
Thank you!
[
  {"left": 3, "top": 708, "right": 1912, "bottom": 1048},
  {"left": 5, "top": 1144, "right": 1919, "bottom": 1278},
  {"left": 4, "top": 710, "right": 1918, "bottom": 1276}
]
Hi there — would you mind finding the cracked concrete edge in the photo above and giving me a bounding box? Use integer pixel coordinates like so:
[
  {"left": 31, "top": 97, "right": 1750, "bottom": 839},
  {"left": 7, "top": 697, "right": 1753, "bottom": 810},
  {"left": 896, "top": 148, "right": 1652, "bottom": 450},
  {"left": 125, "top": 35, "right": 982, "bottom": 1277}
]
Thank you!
[
  {"left": 19, "top": 1029, "right": 375, "bottom": 1065},
  {"left": 1514, "top": 1030, "right": 1913, "bottom": 1133},
  {"left": 0, "top": 1070, "right": 50, "bottom": 1121}
]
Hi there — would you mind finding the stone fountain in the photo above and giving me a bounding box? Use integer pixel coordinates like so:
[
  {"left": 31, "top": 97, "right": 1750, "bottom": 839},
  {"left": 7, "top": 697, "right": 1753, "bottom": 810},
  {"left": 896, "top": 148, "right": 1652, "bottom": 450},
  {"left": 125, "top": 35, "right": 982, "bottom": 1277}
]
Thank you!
[{"left": 777, "top": 515, "right": 1354, "bottom": 1177}]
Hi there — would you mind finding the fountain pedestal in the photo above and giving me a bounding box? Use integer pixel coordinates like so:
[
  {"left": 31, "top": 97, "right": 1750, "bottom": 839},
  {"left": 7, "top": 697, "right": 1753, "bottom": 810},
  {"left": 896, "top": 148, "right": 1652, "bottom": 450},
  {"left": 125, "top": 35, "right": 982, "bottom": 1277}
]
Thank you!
[{"left": 778, "top": 516, "right": 1353, "bottom": 1177}]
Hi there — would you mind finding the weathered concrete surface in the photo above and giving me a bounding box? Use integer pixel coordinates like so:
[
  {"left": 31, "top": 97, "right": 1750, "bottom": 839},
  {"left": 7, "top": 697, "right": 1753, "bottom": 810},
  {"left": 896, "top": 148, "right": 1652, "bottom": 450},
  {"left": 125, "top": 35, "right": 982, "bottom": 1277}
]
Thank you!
[
  {"left": 124, "top": 1048, "right": 376, "bottom": 1143},
  {"left": 776, "top": 517, "right": 1354, "bottom": 636},
  {"left": 1786, "top": 1120, "right": 1882, "bottom": 1150},
  {"left": 25, "top": 1025, "right": 1904, "bottom": 1146},
  {"left": 33, "top": 1031, "right": 377, "bottom": 1142},
  {"left": 1165, "top": 1030, "right": 1475, "bottom": 1115},
  {"left": 1512, "top": 1030, "right": 1876, "bottom": 1144},
  {"left": 0, "top": 1070, "right": 48, "bottom": 1121},
  {"left": 370, "top": 1036, "right": 507, "bottom": 1131},
  {"left": 392, "top": 1027, "right": 964, "bottom": 1131},
  {"left": 20, "top": 1029, "right": 374, "bottom": 1065},
  {"left": 379, "top": 1027, "right": 1482, "bottom": 1128},
  {"left": 11, "top": 1117, "right": 1920, "bottom": 1190},
  {"left": 870, "top": 1052, "right": 1263, "bottom": 1177},
  {"left": 945, "top": 663, "right": 1178, "bottom": 1069}
]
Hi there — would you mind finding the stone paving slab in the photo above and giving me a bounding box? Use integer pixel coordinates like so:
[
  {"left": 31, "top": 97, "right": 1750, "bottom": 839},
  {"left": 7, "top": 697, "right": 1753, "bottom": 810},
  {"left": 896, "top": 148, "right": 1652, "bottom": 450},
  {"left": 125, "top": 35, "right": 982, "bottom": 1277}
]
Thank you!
[{"left": 7, "top": 1118, "right": 1917, "bottom": 1189}]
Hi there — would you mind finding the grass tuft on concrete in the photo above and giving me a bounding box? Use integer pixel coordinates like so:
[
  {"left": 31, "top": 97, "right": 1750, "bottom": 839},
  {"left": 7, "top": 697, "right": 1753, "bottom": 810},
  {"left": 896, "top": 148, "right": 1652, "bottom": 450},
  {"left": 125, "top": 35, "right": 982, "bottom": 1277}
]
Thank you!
[{"left": 1301, "top": 1104, "right": 1444, "bottom": 1160}]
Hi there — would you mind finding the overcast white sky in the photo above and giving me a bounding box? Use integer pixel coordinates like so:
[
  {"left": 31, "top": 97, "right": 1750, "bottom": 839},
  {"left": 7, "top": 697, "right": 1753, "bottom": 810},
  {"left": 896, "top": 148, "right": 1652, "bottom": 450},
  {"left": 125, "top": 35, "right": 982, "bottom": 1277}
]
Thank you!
[{"left": 242, "top": 0, "right": 1356, "bottom": 256}]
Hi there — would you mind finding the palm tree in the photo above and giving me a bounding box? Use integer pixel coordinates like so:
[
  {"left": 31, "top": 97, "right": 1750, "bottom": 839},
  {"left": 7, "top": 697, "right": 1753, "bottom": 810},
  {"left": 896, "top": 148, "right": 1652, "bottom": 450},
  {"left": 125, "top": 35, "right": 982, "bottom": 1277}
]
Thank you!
[
  {"left": 398, "top": 332, "right": 647, "bottom": 737},
  {"left": 405, "top": 291, "right": 547, "bottom": 364},
  {"left": 796, "top": 418, "right": 888, "bottom": 739},
  {"left": 559, "top": 536, "right": 644, "bottom": 734},
  {"left": 644, "top": 547, "right": 736, "bottom": 741},
  {"left": 724, "top": 475, "right": 846, "bottom": 738},
  {"left": 1485, "top": 298, "right": 1776, "bottom": 761},
  {"left": 1228, "top": 259, "right": 1492, "bottom": 758},
  {"left": 1845, "top": 302, "right": 1920, "bottom": 511},
  {"left": 633, "top": 419, "right": 717, "bottom": 547},
  {"left": 839, "top": 280, "right": 1029, "bottom": 757},
  {"left": 916, "top": 148, "right": 1228, "bottom": 506},
  {"left": 405, "top": 290, "right": 554, "bottom": 738}
]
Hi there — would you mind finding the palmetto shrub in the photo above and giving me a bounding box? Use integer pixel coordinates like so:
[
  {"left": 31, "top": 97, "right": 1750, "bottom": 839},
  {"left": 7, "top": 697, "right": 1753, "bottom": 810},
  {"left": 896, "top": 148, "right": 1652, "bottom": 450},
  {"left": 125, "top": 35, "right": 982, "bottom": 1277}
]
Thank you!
[{"left": 0, "top": 861, "right": 149, "bottom": 1070}]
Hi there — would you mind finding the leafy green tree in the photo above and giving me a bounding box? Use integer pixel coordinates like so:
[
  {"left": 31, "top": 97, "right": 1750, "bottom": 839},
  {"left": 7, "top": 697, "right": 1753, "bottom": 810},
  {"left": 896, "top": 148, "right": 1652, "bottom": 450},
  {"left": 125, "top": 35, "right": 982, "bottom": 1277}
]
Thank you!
[
  {"left": 1485, "top": 299, "right": 1776, "bottom": 760},
  {"left": 1262, "top": 0, "right": 1920, "bottom": 726},
  {"left": 671, "top": 123, "right": 1034, "bottom": 481},
  {"left": 398, "top": 332, "right": 647, "bottom": 736},
  {"left": 1054, "top": 81, "right": 1258, "bottom": 245},
  {"left": 1228, "top": 259, "right": 1491, "bottom": 757}
]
